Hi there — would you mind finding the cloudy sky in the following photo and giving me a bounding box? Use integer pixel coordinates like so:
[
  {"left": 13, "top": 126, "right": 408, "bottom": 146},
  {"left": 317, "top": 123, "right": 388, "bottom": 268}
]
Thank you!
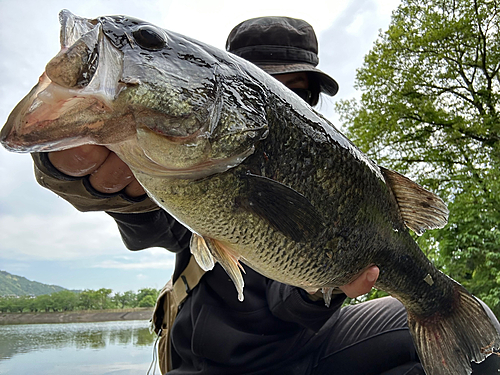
[{"left": 0, "top": 0, "right": 400, "bottom": 293}]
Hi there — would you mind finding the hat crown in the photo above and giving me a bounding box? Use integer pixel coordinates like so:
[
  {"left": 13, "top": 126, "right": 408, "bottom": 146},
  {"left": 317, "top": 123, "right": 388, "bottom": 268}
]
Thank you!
[
  {"left": 226, "top": 16, "right": 339, "bottom": 97},
  {"left": 226, "top": 17, "right": 319, "bottom": 66}
]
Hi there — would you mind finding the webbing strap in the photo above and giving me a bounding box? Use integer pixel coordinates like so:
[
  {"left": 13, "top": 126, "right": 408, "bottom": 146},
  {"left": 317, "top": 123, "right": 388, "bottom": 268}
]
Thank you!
[
  {"left": 172, "top": 255, "right": 206, "bottom": 306},
  {"left": 152, "top": 255, "right": 207, "bottom": 373}
]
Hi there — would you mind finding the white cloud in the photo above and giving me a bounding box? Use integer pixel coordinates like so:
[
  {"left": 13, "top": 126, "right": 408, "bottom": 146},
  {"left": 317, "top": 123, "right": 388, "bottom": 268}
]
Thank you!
[
  {"left": 93, "top": 247, "right": 175, "bottom": 270},
  {"left": 0, "top": 212, "right": 122, "bottom": 261},
  {"left": 94, "top": 258, "right": 175, "bottom": 270}
]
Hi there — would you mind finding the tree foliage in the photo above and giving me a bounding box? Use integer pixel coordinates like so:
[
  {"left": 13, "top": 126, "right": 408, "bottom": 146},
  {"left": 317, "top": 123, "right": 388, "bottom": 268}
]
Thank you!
[
  {"left": 336, "top": 0, "right": 500, "bottom": 314},
  {"left": 0, "top": 288, "right": 161, "bottom": 313}
]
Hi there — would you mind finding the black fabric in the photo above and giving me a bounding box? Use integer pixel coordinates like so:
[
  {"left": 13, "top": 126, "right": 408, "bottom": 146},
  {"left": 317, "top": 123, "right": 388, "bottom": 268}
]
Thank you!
[
  {"left": 225, "top": 17, "right": 339, "bottom": 97},
  {"left": 313, "top": 330, "right": 421, "bottom": 375},
  {"left": 311, "top": 297, "right": 421, "bottom": 375},
  {"left": 471, "top": 353, "right": 500, "bottom": 375},
  {"left": 226, "top": 17, "right": 319, "bottom": 64},
  {"left": 170, "top": 265, "right": 342, "bottom": 374}
]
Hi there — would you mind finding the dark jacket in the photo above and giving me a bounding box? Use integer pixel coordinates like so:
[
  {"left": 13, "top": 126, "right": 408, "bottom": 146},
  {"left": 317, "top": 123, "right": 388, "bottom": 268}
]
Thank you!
[{"left": 109, "top": 210, "right": 347, "bottom": 374}]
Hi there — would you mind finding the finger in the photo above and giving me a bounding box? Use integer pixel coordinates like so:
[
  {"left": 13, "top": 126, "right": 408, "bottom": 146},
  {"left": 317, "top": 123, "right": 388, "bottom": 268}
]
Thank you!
[
  {"left": 48, "top": 145, "right": 110, "bottom": 177},
  {"left": 89, "top": 152, "right": 137, "bottom": 194},
  {"left": 124, "top": 179, "right": 146, "bottom": 198},
  {"left": 340, "top": 266, "right": 380, "bottom": 298}
]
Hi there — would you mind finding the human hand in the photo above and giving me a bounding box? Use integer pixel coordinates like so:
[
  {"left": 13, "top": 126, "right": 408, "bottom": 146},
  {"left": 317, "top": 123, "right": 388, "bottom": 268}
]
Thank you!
[
  {"left": 48, "top": 145, "right": 145, "bottom": 197},
  {"left": 339, "top": 266, "right": 379, "bottom": 298}
]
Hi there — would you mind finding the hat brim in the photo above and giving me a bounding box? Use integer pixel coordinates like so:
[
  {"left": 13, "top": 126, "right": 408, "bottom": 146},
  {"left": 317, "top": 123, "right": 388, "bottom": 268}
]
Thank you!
[{"left": 256, "top": 63, "right": 339, "bottom": 97}]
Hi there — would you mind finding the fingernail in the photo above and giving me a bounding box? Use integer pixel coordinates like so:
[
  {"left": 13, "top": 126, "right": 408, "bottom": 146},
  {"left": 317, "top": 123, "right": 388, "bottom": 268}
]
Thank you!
[{"left": 367, "top": 272, "right": 377, "bottom": 283}]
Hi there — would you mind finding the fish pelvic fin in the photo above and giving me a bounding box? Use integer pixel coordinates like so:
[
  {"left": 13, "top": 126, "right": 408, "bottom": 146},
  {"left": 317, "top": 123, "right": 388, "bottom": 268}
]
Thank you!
[
  {"left": 380, "top": 167, "right": 449, "bottom": 235},
  {"left": 321, "top": 287, "right": 334, "bottom": 308},
  {"left": 205, "top": 238, "right": 245, "bottom": 302},
  {"left": 190, "top": 233, "right": 215, "bottom": 271},
  {"left": 408, "top": 282, "right": 500, "bottom": 375}
]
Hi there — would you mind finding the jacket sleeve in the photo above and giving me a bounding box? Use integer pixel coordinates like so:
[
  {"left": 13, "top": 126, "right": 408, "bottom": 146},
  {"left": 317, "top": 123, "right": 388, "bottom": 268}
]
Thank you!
[
  {"left": 266, "top": 281, "right": 346, "bottom": 332},
  {"left": 107, "top": 210, "right": 192, "bottom": 253},
  {"left": 106, "top": 210, "right": 193, "bottom": 282},
  {"left": 32, "top": 152, "right": 159, "bottom": 213}
]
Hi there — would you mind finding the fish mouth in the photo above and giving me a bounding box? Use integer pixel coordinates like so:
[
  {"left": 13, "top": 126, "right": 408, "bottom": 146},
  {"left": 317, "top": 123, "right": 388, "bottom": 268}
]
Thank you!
[{"left": 0, "top": 10, "right": 126, "bottom": 153}]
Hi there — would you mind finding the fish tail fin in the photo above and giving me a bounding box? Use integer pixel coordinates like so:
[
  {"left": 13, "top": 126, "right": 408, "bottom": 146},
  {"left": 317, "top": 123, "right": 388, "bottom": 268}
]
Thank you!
[{"left": 408, "top": 283, "right": 500, "bottom": 375}]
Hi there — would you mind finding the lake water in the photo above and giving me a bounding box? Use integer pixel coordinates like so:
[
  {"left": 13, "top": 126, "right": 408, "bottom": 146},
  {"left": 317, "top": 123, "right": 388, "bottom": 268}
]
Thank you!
[{"left": 0, "top": 320, "right": 160, "bottom": 374}]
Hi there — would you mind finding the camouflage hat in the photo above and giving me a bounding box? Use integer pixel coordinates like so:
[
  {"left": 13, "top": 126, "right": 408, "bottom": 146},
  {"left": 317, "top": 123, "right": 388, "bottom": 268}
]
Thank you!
[{"left": 226, "top": 16, "right": 339, "bottom": 96}]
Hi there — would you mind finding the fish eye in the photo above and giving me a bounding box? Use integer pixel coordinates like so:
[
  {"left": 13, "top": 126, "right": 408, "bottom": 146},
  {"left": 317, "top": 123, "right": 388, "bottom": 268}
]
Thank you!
[{"left": 132, "top": 26, "right": 166, "bottom": 51}]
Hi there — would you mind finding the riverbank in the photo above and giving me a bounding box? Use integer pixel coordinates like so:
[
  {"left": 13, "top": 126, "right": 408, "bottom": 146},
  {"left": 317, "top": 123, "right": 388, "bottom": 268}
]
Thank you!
[{"left": 0, "top": 308, "right": 154, "bottom": 325}]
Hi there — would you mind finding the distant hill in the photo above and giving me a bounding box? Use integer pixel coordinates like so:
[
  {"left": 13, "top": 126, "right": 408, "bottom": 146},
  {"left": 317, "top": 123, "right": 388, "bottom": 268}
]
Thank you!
[{"left": 0, "top": 270, "right": 72, "bottom": 297}]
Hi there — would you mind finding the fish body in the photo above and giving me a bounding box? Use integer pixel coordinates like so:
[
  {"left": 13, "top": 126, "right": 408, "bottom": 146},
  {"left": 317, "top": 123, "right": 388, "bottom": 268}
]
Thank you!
[{"left": 1, "top": 10, "right": 499, "bottom": 375}]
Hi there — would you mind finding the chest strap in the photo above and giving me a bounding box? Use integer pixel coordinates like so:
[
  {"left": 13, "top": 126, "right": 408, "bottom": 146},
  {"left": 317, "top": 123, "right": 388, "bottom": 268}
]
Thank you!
[
  {"left": 151, "top": 255, "right": 206, "bottom": 374},
  {"left": 172, "top": 255, "right": 206, "bottom": 306}
]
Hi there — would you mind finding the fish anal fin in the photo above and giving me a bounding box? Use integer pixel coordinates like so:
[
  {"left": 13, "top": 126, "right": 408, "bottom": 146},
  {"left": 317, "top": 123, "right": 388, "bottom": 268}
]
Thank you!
[
  {"left": 380, "top": 167, "right": 449, "bottom": 235},
  {"left": 190, "top": 233, "right": 215, "bottom": 271},
  {"left": 205, "top": 238, "right": 245, "bottom": 301},
  {"left": 237, "top": 173, "right": 324, "bottom": 242}
]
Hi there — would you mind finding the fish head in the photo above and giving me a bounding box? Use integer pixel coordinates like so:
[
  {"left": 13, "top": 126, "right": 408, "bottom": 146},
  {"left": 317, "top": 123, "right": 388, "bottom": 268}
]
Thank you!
[{"left": 1, "top": 10, "right": 269, "bottom": 178}]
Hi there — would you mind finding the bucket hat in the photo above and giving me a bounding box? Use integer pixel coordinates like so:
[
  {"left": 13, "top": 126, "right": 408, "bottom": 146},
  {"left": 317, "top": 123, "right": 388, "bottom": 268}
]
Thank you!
[{"left": 226, "top": 16, "right": 339, "bottom": 96}]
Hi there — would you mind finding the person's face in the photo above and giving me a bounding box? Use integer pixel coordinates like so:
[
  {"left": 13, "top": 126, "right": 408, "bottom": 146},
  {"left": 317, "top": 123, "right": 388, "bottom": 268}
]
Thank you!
[
  {"left": 272, "top": 72, "right": 313, "bottom": 105},
  {"left": 272, "top": 72, "right": 309, "bottom": 89}
]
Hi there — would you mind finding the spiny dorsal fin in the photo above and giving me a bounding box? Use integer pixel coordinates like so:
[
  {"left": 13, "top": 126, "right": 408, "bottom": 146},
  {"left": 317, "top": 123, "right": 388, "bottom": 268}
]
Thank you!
[
  {"left": 380, "top": 167, "right": 449, "bottom": 235},
  {"left": 190, "top": 233, "right": 215, "bottom": 271}
]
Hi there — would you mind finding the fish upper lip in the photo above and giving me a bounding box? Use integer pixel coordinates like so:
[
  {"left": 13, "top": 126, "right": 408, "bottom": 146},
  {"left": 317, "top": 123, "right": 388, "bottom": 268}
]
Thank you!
[
  {"left": 44, "top": 10, "right": 125, "bottom": 106},
  {"left": 59, "top": 9, "right": 98, "bottom": 48},
  {"left": 44, "top": 10, "right": 103, "bottom": 90}
]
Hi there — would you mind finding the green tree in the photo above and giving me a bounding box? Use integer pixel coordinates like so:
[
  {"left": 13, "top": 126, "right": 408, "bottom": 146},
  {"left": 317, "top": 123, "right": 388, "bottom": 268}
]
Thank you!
[
  {"left": 136, "top": 288, "right": 159, "bottom": 308},
  {"left": 0, "top": 296, "right": 15, "bottom": 312},
  {"left": 78, "top": 288, "right": 113, "bottom": 310},
  {"left": 9, "top": 295, "right": 31, "bottom": 312},
  {"left": 51, "top": 290, "right": 79, "bottom": 311},
  {"left": 0, "top": 297, "right": 7, "bottom": 312},
  {"left": 95, "top": 288, "right": 113, "bottom": 309},
  {"left": 138, "top": 295, "right": 156, "bottom": 308},
  {"left": 113, "top": 290, "right": 138, "bottom": 308},
  {"left": 336, "top": 0, "right": 500, "bottom": 315},
  {"left": 79, "top": 289, "right": 98, "bottom": 310},
  {"left": 34, "top": 294, "right": 53, "bottom": 312}
]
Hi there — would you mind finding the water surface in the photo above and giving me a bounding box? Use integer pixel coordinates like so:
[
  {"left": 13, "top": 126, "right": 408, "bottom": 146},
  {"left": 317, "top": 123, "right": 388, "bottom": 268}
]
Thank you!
[{"left": 0, "top": 320, "right": 160, "bottom": 374}]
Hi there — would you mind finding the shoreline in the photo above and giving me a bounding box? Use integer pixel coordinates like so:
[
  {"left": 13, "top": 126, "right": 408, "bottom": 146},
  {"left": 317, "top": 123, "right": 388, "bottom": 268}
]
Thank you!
[{"left": 0, "top": 308, "right": 154, "bottom": 325}]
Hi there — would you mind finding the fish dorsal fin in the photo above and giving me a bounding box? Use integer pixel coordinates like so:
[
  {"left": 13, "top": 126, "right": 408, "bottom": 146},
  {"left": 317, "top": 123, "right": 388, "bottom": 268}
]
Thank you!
[
  {"left": 190, "top": 233, "right": 215, "bottom": 271},
  {"left": 205, "top": 238, "right": 245, "bottom": 302},
  {"left": 380, "top": 167, "right": 449, "bottom": 235},
  {"left": 237, "top": 173, "right": 324, "bottom": 242}
]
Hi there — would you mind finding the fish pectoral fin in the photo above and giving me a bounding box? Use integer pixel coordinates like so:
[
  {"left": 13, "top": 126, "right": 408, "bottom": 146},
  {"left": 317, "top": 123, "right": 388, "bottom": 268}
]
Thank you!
[
  {"left": 237, "top": 173, "right": 324, "bottom": 242},
  {"left": 205, "top": 238, "right": 245, "bottom": 302},
  {"left": 380, "top": 167, "right": 449, "bottom": 235},
  {"left": 190, "top": 233, "right": 215, "bottom": 271}
]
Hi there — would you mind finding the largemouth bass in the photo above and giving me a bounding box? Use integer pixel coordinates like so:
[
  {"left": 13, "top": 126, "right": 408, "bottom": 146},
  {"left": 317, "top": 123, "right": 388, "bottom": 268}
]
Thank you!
[{"left": 1, "top": 10, "right": 499, "bottom": 375}]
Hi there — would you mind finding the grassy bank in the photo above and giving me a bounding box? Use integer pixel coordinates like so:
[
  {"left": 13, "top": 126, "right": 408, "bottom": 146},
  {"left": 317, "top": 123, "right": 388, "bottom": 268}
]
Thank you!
[{"left": 0, "top": 307, "right": 154, "bottom": 325}]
